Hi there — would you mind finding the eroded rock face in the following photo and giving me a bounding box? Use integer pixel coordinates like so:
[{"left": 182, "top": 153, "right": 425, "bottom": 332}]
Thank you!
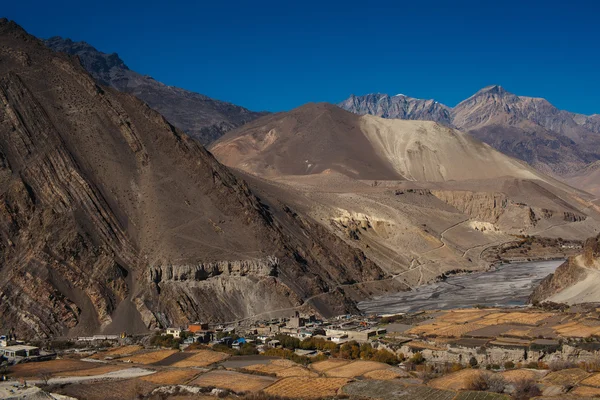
[
  {"left": 529, "top": 234, "right": 600, "bottom": 303},
  {"left": 148, "top": 257, "right": 278, "bottom": 283},
  {"left": 0, "top": 19, "right": 385, "bottom": 338}
]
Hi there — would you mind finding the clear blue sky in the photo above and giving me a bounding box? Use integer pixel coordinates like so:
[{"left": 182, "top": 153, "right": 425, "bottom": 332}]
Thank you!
[{"left": 4, "top": 0, "right": 600, "bottom": 114}]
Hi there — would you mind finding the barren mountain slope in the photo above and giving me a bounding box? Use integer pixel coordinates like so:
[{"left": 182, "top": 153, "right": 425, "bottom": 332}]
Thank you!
[
  {"left": 213, "top": 103, "right": 568, "bottom": 184},
  {"left": 563, "top": 161, "right": 600, "bottom": 197},
  {"left": 212, "top": 103, "right": 404, "bottom": 180},
  {"left": 0, "top": 19, "right": 390, "bottom": 338},
  {"left": 212, "top": 103, "right": 600, "bottom": 288},
  {"left": 44, "top": 37, "right": 266, "bottom": 145},
  {"left": 339, "top": 86, "right": 600, "bottom": 177}
]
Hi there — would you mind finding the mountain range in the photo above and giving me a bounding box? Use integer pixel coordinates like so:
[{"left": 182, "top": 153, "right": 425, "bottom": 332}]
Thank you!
[
  {"left": 339, "top": 87, "right": 600, "bottom": 180},
  {"left": 1, "top": 17, "right": 600, "bottom": 339},
  {"left": 44, "top": 37, "right": 266, "bottom": 145}
]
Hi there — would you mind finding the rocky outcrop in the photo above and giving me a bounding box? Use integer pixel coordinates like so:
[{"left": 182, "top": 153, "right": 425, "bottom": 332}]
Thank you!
[
  {"left": 431, "top": 190, "right": 508, "bottom": 223},
  {"left": 529, "top": 234, "right": 600, "bottom": 303},
  {"left": 339, "top": 93, "right": 452, "bottom": 125},
  {"left": 148, "top": 257, "right": 278, "bottom": 283}
]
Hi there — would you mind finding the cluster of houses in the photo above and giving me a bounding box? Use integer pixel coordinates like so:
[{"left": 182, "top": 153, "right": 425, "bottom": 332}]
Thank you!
[{"left": 0, "top": 334, "right": 42, "bottom": 361}]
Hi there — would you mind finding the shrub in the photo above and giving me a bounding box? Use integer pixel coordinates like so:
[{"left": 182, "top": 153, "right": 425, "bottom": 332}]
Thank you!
[
  {"left": 467, "top": 372, "right": 506, "bottom": 393},
  {"left": 504, "top": 361, "right": 515, "bottom": 370},
  {"left": 512, "top": 378, "right": 541, "bottom": 400},
  {"left": 548, "top": 360, "right": 577, "bottom": 371},
  {"left": 410, "top": 352, "right": 425, "bottom": 365},
  {"left": 469, "top": 357, "right": 478, "bottom": 368}
]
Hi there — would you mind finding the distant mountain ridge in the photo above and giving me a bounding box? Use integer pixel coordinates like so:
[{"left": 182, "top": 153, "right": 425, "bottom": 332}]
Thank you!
[
  {"left": 339, "top": 86, "right": 600, "bottom": 176},
  {"left": 45, "top": 37, "right": 266, "bottom": 144}
]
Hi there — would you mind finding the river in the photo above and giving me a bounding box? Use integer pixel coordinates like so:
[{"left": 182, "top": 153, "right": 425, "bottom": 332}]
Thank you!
[{"left": 358, "top": 260, "right": 564, "bottom": 315}]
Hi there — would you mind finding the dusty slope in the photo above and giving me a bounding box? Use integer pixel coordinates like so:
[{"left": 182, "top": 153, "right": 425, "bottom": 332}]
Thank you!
[
  {"left": 212, "top": 103, "right": 403, "bottom": 180},
  {"left": 213, "top": 102, "right": 577, "bottom": 186},
  {"left": 213, "top": 103, "right": 600, "bottom": 291},
  {"left": 44, "top": 37, "right": 266, "bottom": 145},
  {"left": 0, "top": 19, "right": 390, "bottom": 337},
  {"left": 564, "top": 161, "right": 600, "bottom": 197}
]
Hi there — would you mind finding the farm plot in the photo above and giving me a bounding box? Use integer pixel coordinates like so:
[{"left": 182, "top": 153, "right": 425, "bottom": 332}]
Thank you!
[
  {"left": 275, "top": 366, "right": 318, "bottom": 378},
  {"left": 501, "top": 369, "right": 548, "bottom": 383},
  {"left": 324, "top": 360, "right": 390, "bottom": 378},
  {"left": 191, "top": 370, "right": 276, "bottom": 393},
  {"left": 264, "top": 377, "right": 349, "bottom": 399},
  {"left": 126, "top": 349, "right": 179, "bottom": 365},
  {"left": 438, "top": 310, "right": 493, "bottom": 324},
  {"left": 454, "top": 391, "right": 511, "bottom": 400},
  {"left": 140, "top": 369, "right": 200, "bottom": 385},
  {"left": 362, "top": 368, "right": 408, "bottom": 380},
  {"left": 53, "top": 364, "right": 128, "bottom": 377},
  {"left": 244, "top": 360, "right": 315, "bottom": 377},
  {"left": 90, "top": 345, "right": 143, "bottom": 359},
  {"left": 342, "top": 379, "right": 456, "bottom": 400},
  {"left": 9, "top": 359, "right": 100, "bottom": 378},
  {"left": 580, "top": 372, "right": 600, "bottom": 387},
  {"left": 53, "top": 378, "right": 156, "bottom": 400},
  {"left": 571, "top": 385, "right": 600, "bottom": 397},
  {"left": 542, "top": 368, "right": 590, "bottom": 386},
  {"left": 170, "top": 349, "right": 229, "bottom": 368},
  {"left": 429, "top": 369, "right": 487, "bottom": 391},
  {"left": 310, "top": 358, "right": 351, "bottom": 373}
]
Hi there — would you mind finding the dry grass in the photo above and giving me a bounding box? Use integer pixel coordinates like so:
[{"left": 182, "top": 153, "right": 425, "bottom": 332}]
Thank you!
[
  {"left": 140, "top": 369, "right": 200, "bottom": 385},
  {"left": 363, "top": 368, "right": 406, "bottom": 380},
  {"left": 53, "top": 364, "right": 128, "bottom": 377},
  {"left": 9, "top": 359, "right": 96, "bottom": 378},
  {"left": 438, "top": 310, "right": 493, "bottom": 324},
  {"left": 90, "top": 345, "right": 142, "bottom": 359},
  {"left": 275, "top": 366, "right": 318, "bottom": 378},
  {"left": 170, "top": 349, "right": 229, "bottom": 368},
  {"left": 580, "top": 372, "right": 600, "bottom": 387},
  {"left": 310, "top": 358, "right": 351, "bottom": 372},
  {"left": 245, "top": 362, "right": 291, "bottom": 375},
  {"left": 126, "top": 349, "right": 179, "bottom": 365},
  {"left": 191, "top": 370, "right": 276, "bottom": 393},
  {"left": 500, "top": 369, "right": 546, "bottom": 383},
  {"left": 53, "top": 377, "right": 156, "bottom": 400},
  {"left": 571, "top": 385, "right": 600, "bottom": 397},
  {"left": 324, "top": 360, "right": 390, "bottom": 378},
  {"left": 264, "top": 377, "right": 349, "bottom": 398},
  {"left": 429, "top": 369, "right": 486, "bottom": 391},
  {"left": 406, "top": 322, "right": 453, "bottom": 335},
  {"left": 435, "top": 323, "right": 488, "bottom": 337},
  {"left": 554, "top": 323, "right": 600, "bottom": 338},
  {"left": 542, "top": 368, "right": 590, "bottom": 386}
]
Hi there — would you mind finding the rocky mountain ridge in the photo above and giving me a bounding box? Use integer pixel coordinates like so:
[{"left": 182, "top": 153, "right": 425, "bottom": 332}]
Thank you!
[
  {"left": 339, "top": 86, "right": 600, "bottom": 177},
  {"left": 44, "top": 37, "right": 266, "bottom": 145},
  {"left": 0, "top": 19, "right": 389, "bottom": 338}
]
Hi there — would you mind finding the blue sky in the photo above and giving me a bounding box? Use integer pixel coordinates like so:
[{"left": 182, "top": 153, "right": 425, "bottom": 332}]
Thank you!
[{"left": 4, "top": 0, "right": 600, "bottom": 114}]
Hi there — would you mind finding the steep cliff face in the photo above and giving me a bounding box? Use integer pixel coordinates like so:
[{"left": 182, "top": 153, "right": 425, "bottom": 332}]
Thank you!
[
  {"left": 0, "top": 19, "right": 385, "bottom": 338},
  {"left": 530, "top": 234, "right": 600, "bottom": 304}
]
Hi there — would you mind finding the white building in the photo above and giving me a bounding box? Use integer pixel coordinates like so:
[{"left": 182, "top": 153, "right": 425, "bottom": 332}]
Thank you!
[{"left": 166, "top": 327, "right": 182, "bottom": 338}]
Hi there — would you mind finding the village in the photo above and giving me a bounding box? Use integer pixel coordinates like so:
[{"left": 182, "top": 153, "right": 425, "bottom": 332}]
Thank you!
[{"left": 4, "top": 304, "right": 600, "bottom": 398}]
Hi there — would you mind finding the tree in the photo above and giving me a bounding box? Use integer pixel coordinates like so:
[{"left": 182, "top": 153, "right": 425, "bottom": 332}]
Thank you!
[{"left": 469, "top": 357, "right": 478, "bottom": 368}]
